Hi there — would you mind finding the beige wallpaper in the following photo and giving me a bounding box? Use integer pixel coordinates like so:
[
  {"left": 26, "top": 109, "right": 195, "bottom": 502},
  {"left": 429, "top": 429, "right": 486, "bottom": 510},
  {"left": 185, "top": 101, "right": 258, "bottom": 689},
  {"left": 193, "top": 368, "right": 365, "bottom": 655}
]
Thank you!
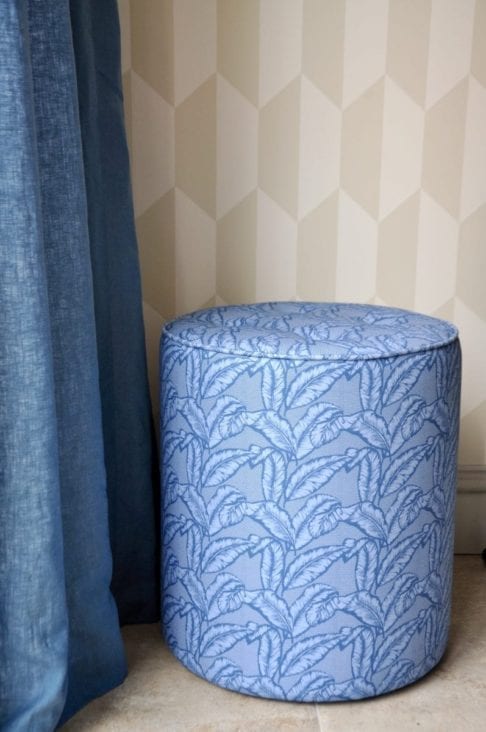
[{"left": 119, "top": 0, "right": 486, "bottom": 467}]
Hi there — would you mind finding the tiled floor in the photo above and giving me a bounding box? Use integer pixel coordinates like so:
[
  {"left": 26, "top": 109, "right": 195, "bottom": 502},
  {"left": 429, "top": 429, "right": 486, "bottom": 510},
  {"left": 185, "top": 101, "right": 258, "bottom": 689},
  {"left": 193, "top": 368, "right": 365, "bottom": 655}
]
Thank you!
[{"left": 64, "top": 556, "right": 485, "bottom": 731}]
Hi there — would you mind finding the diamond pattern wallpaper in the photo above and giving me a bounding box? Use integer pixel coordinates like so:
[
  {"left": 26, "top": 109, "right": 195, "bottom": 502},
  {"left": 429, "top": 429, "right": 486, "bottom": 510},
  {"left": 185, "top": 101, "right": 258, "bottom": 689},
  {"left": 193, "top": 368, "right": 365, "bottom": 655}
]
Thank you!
[{"left": 118, "top": 0, "right": 486, "bottom": 468}]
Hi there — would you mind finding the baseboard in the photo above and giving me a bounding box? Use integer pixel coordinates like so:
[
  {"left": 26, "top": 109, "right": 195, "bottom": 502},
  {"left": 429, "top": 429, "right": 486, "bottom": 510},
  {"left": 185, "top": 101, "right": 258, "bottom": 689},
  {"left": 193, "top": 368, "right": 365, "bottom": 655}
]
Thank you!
[{"left": 455, "top": 466, "right": 486, "bottom": 554}]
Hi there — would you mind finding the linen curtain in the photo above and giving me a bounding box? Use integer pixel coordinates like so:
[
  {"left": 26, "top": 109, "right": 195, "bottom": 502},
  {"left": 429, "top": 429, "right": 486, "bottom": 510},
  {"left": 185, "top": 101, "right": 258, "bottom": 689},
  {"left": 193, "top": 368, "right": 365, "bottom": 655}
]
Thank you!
[{"left": 0, "top": 1, "right": 158, "bottom": 729}]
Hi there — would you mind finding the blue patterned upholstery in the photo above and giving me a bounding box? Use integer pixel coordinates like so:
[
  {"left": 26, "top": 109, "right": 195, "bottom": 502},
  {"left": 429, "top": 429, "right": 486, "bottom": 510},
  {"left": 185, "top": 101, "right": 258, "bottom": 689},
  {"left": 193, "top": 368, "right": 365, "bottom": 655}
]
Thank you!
[{"left": 160, "top": 302, "right": 461, "bottom": 701}]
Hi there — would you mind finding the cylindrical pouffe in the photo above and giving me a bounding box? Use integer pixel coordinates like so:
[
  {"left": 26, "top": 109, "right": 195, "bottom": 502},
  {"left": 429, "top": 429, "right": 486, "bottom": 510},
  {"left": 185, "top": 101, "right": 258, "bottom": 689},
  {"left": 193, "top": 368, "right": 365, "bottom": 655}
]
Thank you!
[{"left": 160, "top": 302, "right": 461, "bottom": 701}]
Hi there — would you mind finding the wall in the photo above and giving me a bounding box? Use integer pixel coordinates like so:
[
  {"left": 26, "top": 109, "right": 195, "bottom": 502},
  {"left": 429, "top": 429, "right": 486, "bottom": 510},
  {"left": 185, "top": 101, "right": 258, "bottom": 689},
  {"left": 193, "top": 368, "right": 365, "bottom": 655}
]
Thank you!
[{"left": 118, "top": 0, "right": 486, "bottom": 524}]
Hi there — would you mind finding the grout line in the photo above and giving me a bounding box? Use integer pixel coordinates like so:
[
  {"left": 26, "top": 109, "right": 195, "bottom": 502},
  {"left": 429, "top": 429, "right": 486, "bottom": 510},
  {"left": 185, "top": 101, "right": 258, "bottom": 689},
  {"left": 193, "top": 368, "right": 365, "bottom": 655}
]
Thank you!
[{"left": 314, "top": 702, "right": 324, "bottom": 731}]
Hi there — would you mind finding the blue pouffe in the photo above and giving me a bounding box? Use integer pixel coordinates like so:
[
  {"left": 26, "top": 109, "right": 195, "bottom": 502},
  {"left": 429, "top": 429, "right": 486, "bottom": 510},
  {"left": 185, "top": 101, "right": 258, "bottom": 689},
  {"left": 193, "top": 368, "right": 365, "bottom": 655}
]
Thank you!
[{"left": 160, "top": 302, "right": 461, "bottom": 701}]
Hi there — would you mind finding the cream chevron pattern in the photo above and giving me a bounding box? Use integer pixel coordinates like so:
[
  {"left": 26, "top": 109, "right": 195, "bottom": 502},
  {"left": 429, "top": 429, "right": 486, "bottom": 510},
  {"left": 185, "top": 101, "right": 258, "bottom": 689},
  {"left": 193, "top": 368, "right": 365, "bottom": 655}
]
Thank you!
[{"left": 118, "top": 0, "right": 486, "bottom": 468}]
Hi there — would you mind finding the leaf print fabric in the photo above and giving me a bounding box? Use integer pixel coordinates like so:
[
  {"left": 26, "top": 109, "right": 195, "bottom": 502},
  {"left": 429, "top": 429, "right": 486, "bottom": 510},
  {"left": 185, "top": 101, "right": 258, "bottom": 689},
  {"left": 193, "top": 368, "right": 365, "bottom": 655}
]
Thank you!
[{"left": 160, "top": 302, "right": 461, "bottom": 701}]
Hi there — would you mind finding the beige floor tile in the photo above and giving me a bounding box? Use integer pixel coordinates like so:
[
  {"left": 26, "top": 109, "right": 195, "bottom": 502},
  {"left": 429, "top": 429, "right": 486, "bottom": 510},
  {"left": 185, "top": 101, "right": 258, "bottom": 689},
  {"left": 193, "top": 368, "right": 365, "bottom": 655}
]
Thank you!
[{"left": 64, "top": 557, "right": 485, "bottom": 732}]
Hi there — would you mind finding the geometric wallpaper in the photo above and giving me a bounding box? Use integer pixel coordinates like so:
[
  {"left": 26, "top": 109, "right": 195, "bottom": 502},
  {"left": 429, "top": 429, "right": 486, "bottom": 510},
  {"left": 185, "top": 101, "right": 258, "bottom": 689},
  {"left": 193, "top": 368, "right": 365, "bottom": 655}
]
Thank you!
[{"left": 118, "top": 0, "right": 486, "bottom": 467}]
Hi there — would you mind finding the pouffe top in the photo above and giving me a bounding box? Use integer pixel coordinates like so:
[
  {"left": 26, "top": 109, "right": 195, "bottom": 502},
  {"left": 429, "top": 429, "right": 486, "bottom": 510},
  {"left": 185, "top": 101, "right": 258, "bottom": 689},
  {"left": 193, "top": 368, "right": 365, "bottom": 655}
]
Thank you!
[{"left": 163, "top": 302, "right": 457, "bottom": 361}]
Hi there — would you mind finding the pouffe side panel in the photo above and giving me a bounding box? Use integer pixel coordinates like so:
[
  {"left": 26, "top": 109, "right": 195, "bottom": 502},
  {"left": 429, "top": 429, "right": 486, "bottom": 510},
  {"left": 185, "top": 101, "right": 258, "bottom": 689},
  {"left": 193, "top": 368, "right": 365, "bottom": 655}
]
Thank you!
[{"left": 160, "top": 336, "right": 461, "bottom": 702}]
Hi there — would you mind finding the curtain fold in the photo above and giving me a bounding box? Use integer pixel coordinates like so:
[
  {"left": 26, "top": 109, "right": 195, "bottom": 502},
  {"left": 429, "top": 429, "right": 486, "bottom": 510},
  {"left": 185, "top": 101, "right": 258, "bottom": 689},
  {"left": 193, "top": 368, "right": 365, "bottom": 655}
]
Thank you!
[
  {"left": 0, "top": 1, "right": 158, "bottom": 729},
  {"left": 69, "top": 0, "right": 159, "bottom": 626}
]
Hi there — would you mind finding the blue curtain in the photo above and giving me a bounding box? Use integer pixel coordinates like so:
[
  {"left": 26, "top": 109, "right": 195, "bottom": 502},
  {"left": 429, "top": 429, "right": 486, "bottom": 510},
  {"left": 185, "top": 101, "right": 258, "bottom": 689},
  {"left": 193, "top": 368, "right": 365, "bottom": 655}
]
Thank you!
[{"left": 0, "top": 1, "right": 158, "bottom": 729}]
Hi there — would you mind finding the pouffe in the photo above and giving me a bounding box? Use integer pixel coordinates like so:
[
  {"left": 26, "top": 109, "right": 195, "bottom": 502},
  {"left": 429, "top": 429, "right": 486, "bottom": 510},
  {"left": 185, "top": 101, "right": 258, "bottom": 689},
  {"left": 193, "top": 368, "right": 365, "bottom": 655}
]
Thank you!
[{"left": 160, "top": 302, "right": 461, "bottom": 701}]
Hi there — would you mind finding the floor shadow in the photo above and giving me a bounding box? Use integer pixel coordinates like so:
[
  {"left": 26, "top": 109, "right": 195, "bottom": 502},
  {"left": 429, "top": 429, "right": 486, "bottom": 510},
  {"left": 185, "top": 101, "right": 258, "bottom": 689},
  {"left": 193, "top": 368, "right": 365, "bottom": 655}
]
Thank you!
[{"left": 446, "top": 555, "right": 485, "bottom": 656}]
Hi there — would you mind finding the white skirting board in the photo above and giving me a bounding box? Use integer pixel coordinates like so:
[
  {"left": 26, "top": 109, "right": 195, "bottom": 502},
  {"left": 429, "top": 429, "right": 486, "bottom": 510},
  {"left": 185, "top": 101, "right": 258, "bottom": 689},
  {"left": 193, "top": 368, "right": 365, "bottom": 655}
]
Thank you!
[{"left": 455, "top": 466, "right": 486, "bottom": 554}]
